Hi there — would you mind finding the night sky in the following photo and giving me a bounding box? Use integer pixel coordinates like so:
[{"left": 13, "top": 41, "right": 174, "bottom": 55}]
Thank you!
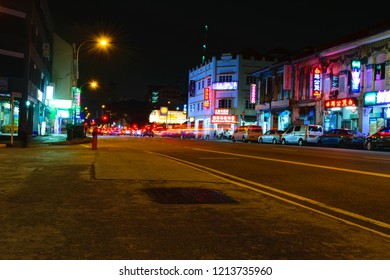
[{"left": 47, "top": 1, "right": 390, "bottom": 101}]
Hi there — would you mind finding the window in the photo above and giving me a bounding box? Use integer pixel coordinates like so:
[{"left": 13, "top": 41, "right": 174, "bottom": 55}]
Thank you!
[
  {"left": 266, "top": 77, "right": 273, "bottom": 95},
  {"left": 305, "top": 69, "right": 310, "bottom": 99},
  {"left": 375, "top": 63, "right": 385, "bottom": 80},
  {"left": 218, "top": 75, "right": 232, "bottom": 82},
  {"left": 246, "top": 76, "right": 257, "bottom": 85},
  {"left": 245, "top": 100, "right": 255, "bottom": 109},
  {"left": 207, "top": 77, "right": 211, "bottom": 87},
  {"left": 218, "top": 99, "right": 232, "bottom": 108}
]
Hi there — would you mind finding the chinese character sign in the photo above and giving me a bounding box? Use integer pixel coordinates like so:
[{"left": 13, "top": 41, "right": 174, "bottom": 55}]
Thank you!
[
  {"left": 325, "top": 98, "right": 357, "bottom": 108},
  {"left": 204, "top": 88, "right": 210, "bottom": 108},
  {"left": 211, "top": 115, "right": 237, "bottom": 124},
  {"left": 313, "top": 67, "right": 321, "bottom": 97}
]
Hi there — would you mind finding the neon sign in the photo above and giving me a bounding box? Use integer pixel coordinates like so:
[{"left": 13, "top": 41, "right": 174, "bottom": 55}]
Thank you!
[
  {"left": 212, "top": 81, "right": 238, "bottom": 90},
  {"left": 325, "top": 98, "right": 357, "bottom": 108},
  {"left": 312, "top": 67, "right": 321, "bottom": 97},
  {"left": 203, "top": 88, "right": 210, "bottom": 108},
  {"left": 211, "top": 115, "right": 237, "bottom": 124},
  {"left": 351, "top": 60, "right": 361, "bottom": 93},
  {"left": 214, "top": 108, "right": 230, "bottom": 115},
  {"left": 250, "top": 84, "right": 256, "bottom": 104},
  {"left": 364, "top": 90, "right": 390, "bottom": 106}
]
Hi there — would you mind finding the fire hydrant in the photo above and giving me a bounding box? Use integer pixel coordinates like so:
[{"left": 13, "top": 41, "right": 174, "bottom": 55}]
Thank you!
[{"left": 92, "top": 127, "right": 98, "bottom": 150}]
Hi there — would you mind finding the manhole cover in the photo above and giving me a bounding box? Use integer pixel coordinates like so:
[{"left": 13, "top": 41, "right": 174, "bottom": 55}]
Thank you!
[{"left": 143, "top": 187, "right": 238, "bottom": 204}]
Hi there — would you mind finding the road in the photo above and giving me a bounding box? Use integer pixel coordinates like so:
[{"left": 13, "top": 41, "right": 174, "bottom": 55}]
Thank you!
[{"left": 1, "top": 136, "right": 390, "bottom": 260}]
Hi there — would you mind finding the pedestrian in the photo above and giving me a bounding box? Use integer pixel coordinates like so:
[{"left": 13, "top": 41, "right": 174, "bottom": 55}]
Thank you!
[{"left": 92, "top": 127, "right": 98, "bottom": 150}]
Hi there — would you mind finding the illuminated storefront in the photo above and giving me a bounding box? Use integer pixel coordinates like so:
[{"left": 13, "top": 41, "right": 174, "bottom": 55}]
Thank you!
[
  {"left": 364, "top": 90, "right": 390, "bottom": 135},
  {"left": 211, "top": 108, "right": 237, "bottom": 135},
  {"left": 324, "top": 97, "right": 358, "bottom": 131},
  {"left": 0, "top": 93, "right": 20, "bottom": 135}
]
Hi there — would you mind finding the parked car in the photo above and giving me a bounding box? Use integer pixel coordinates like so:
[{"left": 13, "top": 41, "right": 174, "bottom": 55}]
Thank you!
[
  {"left": 364, "top": 126, "right": 390, "bottom": 151},
  {"left": 232, "top": 125, "right": 263, "bottom": 143},
  {"left": 316, "top": 128, "right": 365, "bottom": 148},
  {"left": 258, "top": 129, "right": 285, "bottom": 144},
  {"left": 281, "top": 124, "right": 323, "bottom": 146}
]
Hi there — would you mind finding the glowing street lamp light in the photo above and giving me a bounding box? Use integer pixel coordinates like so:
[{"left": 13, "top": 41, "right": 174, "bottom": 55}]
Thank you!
[
  {"left": 79, "top": 80, "right": 99, "bottom": 92},
  {"left": 74, "top": 36, "right": 110, "bottom": 86}
]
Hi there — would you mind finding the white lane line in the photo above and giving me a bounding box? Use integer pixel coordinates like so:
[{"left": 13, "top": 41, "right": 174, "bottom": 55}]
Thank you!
[
  {"left": 193, "top": 148, "right": 390, "bottom": 179},
  {"left": 150, "top": 151, "right": 390, "bottom": 239}
]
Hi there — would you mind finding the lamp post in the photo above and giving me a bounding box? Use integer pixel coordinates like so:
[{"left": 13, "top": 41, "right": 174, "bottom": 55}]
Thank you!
[
  {"left": 74, "top": 38, "right": 109, "bottom": 87},
  {"left": 72, "top": 37, "right": 109, "bottom": 124}
]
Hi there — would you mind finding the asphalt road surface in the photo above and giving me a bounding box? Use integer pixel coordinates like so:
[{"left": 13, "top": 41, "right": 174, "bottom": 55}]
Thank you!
[{"left": 1, "top": 136, "right": 390, "bottom": 260}]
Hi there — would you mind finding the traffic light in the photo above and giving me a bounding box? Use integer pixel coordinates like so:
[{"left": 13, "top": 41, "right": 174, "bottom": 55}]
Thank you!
[{"left": 102, "top": 115, "right": 108, "bottom": 122}]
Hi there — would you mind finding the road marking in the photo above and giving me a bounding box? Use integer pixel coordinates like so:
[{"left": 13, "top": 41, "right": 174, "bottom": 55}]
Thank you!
[
  {"left": 81, "top": 144, "right": 92, "bottom": 149},
  {"left": 149, "top": 151, "right": 390, "bottom": 239},
  {"left": 192, "top": 148, "right": 390, "bottom": 179},
  {"left": 198, "top": 157, "right": 239, "bottom": 160}
]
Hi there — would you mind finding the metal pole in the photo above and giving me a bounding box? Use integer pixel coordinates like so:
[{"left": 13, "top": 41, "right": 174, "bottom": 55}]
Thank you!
[{"left": 10, "top": 93, "right": 14, "bottom": 145}]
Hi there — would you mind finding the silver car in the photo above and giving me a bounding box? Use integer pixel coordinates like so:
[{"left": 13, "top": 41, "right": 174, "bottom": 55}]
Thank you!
[{"left": 258, "top": 129, "right": 285, "bottom": 144}]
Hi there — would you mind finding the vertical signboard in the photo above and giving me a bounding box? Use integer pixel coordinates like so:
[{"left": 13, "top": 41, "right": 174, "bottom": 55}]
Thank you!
[
  {"left": 312, "top": 66, "right": 321, "bottom": 97},
  {"left": 189, "top": 80, "right": 196, "bottom": 97},
  {"left": 203, "top": 87, "right": 210, "bottom": 108},
  {"left": 351, "top": 60, "right": 361, "bottom": 93},
  {"left": 250, "top": 84, "right": 256, "bottom": 104}
]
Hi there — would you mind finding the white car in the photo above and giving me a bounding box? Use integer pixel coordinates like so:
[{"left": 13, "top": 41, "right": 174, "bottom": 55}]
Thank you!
[{"left": 281, "top": 124, "right": 323, "bottom": 146}]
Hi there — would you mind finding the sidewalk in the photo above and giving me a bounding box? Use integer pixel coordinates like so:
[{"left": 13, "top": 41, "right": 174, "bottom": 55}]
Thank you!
[{"left": 0, "top": 134, "right": 92, "bottom": 148}]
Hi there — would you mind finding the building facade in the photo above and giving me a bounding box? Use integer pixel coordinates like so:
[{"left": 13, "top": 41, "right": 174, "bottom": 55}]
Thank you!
[
  {"left": 0, "top": 0, "right": 54, "bottom": 142},
  {"left": 253, "top": 23, "right": 390, "bottom": 136},
  {"left": 188, "top": 52, "right": 276, "bottom": 138}
]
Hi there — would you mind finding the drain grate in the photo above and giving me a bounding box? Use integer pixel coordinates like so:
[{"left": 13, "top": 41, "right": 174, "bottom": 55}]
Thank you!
[{"left": 143, "top": 187, "right": 238, "bottom": 204}]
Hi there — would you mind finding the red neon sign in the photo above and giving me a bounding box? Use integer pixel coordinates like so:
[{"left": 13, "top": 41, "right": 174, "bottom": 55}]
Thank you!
[
  {"left": 325, "top": 98, "right": 357, "bottom": 108},
  {"left": 211, "top": 115, "right": 237, "bottom": 124},
  {"left": 204, "top": 88, "right": 210, "bottom": 108}
]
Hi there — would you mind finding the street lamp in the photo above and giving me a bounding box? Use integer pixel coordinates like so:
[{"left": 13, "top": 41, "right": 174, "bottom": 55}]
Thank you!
[
  {"left": 79, "top": 80, "right": 99, "bottom": 92},
  {"left": 74, "top": 36, "right": 110, "bottom": 87}
]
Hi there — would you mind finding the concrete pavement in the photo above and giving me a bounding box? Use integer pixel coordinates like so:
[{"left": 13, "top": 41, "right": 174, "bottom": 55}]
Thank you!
[{"left": 0, "top": 133, "right": 92, "bottom": 147}]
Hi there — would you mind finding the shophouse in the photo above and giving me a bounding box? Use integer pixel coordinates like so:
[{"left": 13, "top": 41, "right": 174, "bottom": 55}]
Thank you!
[
  {"left": 253, "top": 48, "right": 322, "bottom": 131},
  {"left": 318, "top": 27, "right": 390, "bottom": 135},
  {"left": 253, "top": 21, "right": 390, "bottom": 135},
  {"left": 0, "top": 0, "right": 54, "bottom": 142},
  {"left": 187, "top": 51, "right": 276, "bottom": 138}
]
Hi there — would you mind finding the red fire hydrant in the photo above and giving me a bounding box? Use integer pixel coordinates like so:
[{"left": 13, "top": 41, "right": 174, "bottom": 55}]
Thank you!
[{"left": 92, "top": 127, "right": 98, "bottom": 150}]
